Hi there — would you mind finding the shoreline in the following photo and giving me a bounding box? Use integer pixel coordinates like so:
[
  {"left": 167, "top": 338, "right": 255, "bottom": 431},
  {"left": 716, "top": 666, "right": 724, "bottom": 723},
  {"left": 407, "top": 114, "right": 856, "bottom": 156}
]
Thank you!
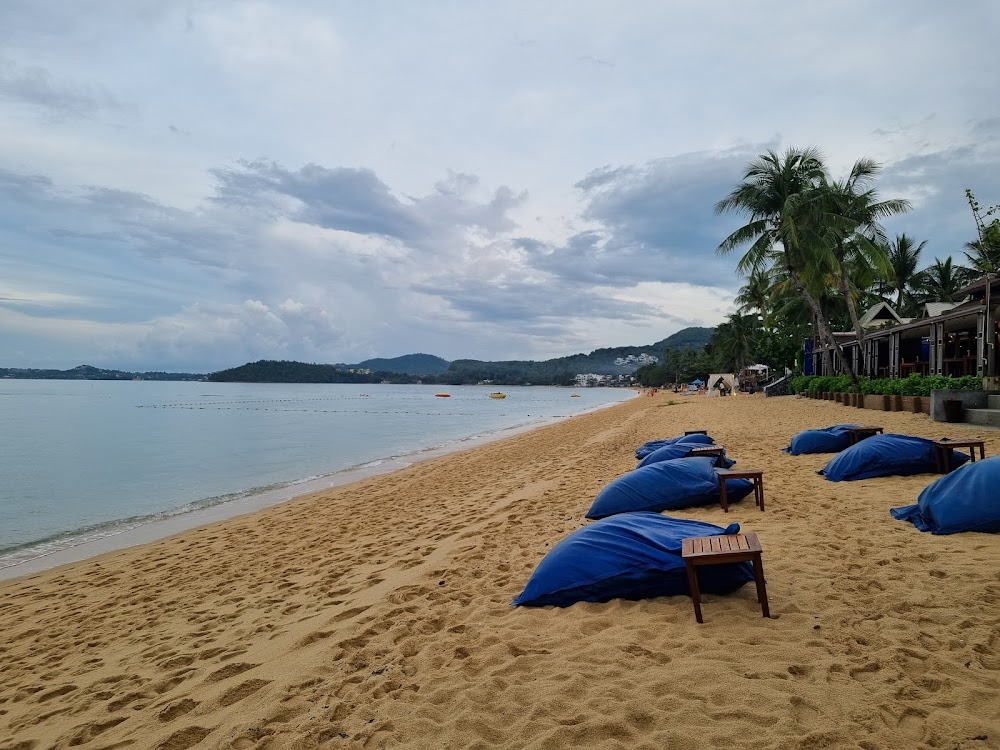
[
  {"left": 3, "top": 394, "right": 998, "bottom": 749},
  {"left": 0, "top": 394, "right": 630, "bottom": 583}
]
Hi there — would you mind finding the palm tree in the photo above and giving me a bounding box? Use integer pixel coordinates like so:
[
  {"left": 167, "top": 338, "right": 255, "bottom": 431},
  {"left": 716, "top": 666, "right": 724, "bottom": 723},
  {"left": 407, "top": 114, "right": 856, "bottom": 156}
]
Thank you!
[
  {"left": 710, "top": 313, "right": 758, "bottom": 372},
  {"left": 715, "top": 147, "right": 847, "bottom": 378},
  {"left": 917, "top": 257, "right": 973, "bottom": 303},
  {"left": 734, "top": 266, "right": 772, "bottom": 331},
  {"left": 963, "top": 236, "right": 1000, "bottom": 274},
  {"left": 814, "top": 159, "right": 910, "bottom": 387},
  {"left": 885, "top": 234, "right": 926, "bottom": 315},
  {"left": 965, "top": 188, "right": 1000, "bottom": 274}
]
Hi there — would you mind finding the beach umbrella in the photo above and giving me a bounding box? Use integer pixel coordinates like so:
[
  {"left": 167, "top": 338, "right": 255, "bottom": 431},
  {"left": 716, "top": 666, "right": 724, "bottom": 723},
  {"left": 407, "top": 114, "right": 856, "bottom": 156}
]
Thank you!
[{"left": 691, "top": 378, "right": 704, "bottom": 385}]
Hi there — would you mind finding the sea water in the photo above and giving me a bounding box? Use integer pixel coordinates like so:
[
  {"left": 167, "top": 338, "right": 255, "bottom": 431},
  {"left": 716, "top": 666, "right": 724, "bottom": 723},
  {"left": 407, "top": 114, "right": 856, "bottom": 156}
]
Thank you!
[{"left": 0, "top": 381, "right": 634, "bottom": 576}]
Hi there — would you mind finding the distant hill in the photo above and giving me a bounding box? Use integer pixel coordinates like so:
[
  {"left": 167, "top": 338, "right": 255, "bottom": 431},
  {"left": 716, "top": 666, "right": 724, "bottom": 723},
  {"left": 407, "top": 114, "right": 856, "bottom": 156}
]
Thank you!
[
  {"left": 350, "top": 353, "right": 450, "bottom": 376},
  {"left": 206, "top": 326, "right": 719, "bottom": 385},
  {"left": 207, "top": 360, "right": 395, "bottom": 384},
  {"left": 0, "top": 364, "right": 204, "bottom": 381},
  {"left": 441, "top": 326, "right": 716, "bottom": 383},
  {"left": 651, "top": 327, "right": 715, "bottom": 351}
]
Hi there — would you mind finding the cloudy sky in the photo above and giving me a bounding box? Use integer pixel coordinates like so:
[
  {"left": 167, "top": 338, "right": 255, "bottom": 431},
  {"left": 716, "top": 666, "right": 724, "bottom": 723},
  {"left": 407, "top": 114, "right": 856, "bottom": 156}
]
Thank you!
[{"left": 2, "top": 1, "right": 998, "bottom": 372}]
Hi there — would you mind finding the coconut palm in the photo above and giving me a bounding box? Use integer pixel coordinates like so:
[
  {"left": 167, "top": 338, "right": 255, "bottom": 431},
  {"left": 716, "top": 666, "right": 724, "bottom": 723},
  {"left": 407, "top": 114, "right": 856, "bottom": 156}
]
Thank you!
[
  {"left": 813, "top": 160, "right": 910, "bottom": 387},
  {"left": 965, "top": 188, "right": 1000, "bottom": 274},
  {"left": 715, "top": 147, "right": 846, "bottom": 378},
  {"left": 885, "top": 233, "right": 926, "bottom": 315},
  {"left": 917, "top": 257, "right": 974, "bottom": 303},
  {"left": 963, "top": 235, "right": 1000, "bottom": 274},
  {"left": 710, "top": 312, "right": 758, "bottom": 372},
  {"left": 734, "top": 266, "right": 772, "bottom": 331}
]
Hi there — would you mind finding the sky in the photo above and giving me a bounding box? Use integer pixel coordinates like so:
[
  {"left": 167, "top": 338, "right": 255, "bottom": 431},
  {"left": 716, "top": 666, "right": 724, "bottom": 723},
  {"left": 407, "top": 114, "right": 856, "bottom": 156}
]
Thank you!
[{"left": 2, "top": 1, "right": 999, "bottom": 373}]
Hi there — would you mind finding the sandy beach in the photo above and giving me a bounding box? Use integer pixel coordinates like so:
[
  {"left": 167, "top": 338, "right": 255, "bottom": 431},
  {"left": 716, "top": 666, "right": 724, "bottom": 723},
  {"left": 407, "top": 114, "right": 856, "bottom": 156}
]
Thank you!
[{"left": 2, "top": 393, "right": 999, "bottom": 750}]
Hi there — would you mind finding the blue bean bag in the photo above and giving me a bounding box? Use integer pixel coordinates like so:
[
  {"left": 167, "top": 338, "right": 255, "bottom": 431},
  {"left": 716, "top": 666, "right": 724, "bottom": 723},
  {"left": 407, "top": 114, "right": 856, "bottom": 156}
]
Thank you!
[
  {"left": 512, "top": 514, "right": 754, "bottom": 607},
  {"left": 891, "top": 456, "right": 1000, "bottom": 534},
  {"left": 819, "top": 433, "right": 969, "bottom": 482},
  {"left": 635, "top": 433, "right": 714, "bottom": 459},
  {"left": 637, "top": 442, "right": 735, "bottom": 469},
  {"left": 783, "top": 424, "right": 861, "bottom": 455},
  {"left": 586, "top": 457, "right": 753, "bottom": 519}
]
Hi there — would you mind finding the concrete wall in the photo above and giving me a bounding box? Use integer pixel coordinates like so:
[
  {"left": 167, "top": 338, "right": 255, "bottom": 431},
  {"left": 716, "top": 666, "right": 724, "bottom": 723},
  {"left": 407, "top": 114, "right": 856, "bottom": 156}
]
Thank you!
[{"left": 929, "top": 389, "right": 997, "bottom": 422}]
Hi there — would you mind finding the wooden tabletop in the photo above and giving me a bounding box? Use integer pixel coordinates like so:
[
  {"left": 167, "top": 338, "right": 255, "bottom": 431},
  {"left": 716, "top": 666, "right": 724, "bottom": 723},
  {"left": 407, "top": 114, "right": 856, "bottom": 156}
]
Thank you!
[
  {"left": 933, "top": 438, "right": 984, "bottom": 448},
  {"left": 682, "top": 532, "right": 761, "bottom": 559},
  {"left": 716, "top": 468, "right": 762, "bottom": 479}
]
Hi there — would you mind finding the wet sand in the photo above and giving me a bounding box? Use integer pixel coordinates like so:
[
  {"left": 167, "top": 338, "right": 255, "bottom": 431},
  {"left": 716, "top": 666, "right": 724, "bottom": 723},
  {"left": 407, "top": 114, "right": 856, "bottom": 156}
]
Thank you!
[{"left": 2, "top": 394, "right": 999, "bottom": 749}]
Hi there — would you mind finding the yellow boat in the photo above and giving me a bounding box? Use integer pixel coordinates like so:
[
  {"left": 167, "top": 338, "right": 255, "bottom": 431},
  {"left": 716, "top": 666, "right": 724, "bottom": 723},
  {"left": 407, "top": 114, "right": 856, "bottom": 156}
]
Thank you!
[
  {"left": 435, "top": 392, "right": 451, "bottom": 398},
  {"left": 489, "top": 392, "right": 507, "bottom": 399}
]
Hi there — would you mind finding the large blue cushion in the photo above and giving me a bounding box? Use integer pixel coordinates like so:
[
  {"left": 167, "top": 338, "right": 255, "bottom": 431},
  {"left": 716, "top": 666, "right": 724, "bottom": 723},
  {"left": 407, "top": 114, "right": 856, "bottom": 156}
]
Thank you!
[
  {"left": 512, "top": 514, "right": 754, "bottom": 607},
  {"left": 637, "top": 442, "right": 735, "bottom": 469},
  {"left": 819, "top": 433, "right": 969, "bottom": 482},
  {"left": 586, "top": 457, "right": 753, "bottom": 519},
  {"left": 891, "top": 456, "right": 1000, "bottom": 534},
  {"left": 784, "top": 424, "right": 860, "bottom": 455},
  {"left": 635, "top": 433, "right": 714, "bottom": 459}
]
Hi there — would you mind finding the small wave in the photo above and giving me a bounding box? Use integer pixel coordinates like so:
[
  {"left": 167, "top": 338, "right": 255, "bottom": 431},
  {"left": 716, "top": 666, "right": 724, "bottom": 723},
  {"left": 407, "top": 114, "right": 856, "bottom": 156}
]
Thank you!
[
  {"left": 0, "top": 480, "right": 299, "bottom": 570},
  {"left": 1, "top": 387, "right": 635, "bottom": 575}
]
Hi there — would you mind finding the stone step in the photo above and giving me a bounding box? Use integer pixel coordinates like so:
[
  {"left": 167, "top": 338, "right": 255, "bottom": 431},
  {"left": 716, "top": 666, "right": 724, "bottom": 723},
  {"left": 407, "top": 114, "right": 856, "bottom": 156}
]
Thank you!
[
  {"left": 963, "top": 408, "right": 1000, "bottom": 428},
  {"left": 987, "top": 394, "right": 1000, "bottom": 409}
]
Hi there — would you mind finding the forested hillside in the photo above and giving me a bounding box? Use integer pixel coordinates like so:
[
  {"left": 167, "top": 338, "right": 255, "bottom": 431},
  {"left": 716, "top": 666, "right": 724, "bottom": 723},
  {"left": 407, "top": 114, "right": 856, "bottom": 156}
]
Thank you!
[
  {"left": 349, "top": 353, "right": 450, "bottom": 376},
  {"left": 207, "top": 361, "right": 404, "bottom": 383},
  {"left": 207, "top": 327, "right": 715, "bottom": 384},
  {"left": 0, "top": 365, "right": 204, "bottom": 381}
]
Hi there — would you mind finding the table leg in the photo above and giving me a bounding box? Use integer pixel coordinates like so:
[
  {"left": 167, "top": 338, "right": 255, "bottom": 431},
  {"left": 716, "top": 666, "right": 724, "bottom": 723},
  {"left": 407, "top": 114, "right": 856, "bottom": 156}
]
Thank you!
[
  {"left": 719, "top": 479, "right": 729, "bottom": 513},
  {"left": 685, "top": 562, "right": 704, "bottom": 623},
  {"left": 757, "top": 478, "right": 765, "bottom": 512},
  {"left": 751, "top": 555, "right": 770, "bottom": 618}
]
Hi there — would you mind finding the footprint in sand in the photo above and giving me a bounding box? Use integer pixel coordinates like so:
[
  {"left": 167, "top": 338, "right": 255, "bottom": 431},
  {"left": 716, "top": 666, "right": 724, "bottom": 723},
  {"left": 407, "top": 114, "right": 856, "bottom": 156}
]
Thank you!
[
  {"left": 158, "top": 698, "right": 199, "bottom": 722},
  {"left": 156, "top": 725, "right": 212, "bottom": 750}
]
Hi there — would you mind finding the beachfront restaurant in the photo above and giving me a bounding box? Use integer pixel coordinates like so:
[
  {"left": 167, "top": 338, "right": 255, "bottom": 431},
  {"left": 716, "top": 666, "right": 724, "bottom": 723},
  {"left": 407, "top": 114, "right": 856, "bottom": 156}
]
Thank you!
[{"left": 808, "top": 277, "right": 1000, "bottom": 380}]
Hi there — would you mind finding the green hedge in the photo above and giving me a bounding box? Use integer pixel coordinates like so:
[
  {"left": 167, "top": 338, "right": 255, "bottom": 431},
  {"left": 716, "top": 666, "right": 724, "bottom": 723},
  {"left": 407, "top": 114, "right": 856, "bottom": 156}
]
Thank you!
[{"left": 792, "top": 373, "right": 982, "bottom": 397}]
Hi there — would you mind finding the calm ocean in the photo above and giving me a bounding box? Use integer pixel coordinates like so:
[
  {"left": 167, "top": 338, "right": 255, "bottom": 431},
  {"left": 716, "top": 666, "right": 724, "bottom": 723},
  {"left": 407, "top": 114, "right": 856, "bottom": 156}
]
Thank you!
[{"left": 0, "top": 381, "right": 634, "bottom": 576}]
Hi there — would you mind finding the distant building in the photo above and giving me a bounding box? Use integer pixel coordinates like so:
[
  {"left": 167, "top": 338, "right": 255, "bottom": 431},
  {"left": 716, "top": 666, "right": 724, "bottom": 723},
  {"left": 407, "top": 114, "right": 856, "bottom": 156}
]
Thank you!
[
  {"left": 575, "top": 373, "right": 616, "bottom": 386},
  {"left": 613, "top": 353, "right": 658, "bottom": 367},
  {"left": 808, "top": 282, "right": 999, "bottom": 379}
]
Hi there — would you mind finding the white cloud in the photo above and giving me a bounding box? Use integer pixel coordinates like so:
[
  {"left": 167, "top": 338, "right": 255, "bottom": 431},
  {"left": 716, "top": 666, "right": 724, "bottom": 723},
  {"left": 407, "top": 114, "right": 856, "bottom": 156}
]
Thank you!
[{"left": 0, "top": 1, "right": 998, "bottom": 371}]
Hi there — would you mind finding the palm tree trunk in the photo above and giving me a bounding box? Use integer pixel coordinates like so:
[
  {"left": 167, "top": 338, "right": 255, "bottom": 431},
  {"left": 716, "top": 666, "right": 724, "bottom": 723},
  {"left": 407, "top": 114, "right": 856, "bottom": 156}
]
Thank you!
[
  {"left": 788, "top": 272, "right": 854, "bottom": 381},
  {"left": 836, "top": 254, "right": 865, "bottom": 391}
]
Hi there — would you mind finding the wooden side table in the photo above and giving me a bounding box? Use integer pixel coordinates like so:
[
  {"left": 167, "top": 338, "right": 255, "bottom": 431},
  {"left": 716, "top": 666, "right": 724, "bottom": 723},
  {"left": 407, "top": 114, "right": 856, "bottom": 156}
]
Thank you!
[
  {"left": 687, "top": 445, "right": 727, "bottom": 467},
  {"left": 716, "top": 469, "right": 764, "bottom": 512},
  {"left": 847, "top": 426, "right": 884, "bottom": 445},
  {"left": 681, "top": 532, "right": 769, "bottom": 624},
  {"left": 933, "top": 438, "right": 986, "bottom": 473}
]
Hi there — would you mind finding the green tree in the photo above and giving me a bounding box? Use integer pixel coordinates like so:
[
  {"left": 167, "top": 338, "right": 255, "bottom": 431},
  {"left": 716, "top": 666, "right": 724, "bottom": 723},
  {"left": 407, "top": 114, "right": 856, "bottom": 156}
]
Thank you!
[
  {"left": 716, "top": 147, "right": 847, "bottom": 379},
  {"left": 917, "top": 257, "right": 972, "bottom": 303},
  {"left": 709, "top": 313, "right": 758, "bottom": 372},
  {"left": 734, "top": 267, "right": 772, "bottom": 325},
  {"left": 815, "top": 158, "right": 910, "bottom": 388},
  {"left": 965, "top": 189, "right": 1000, "bottom": 274},
  {"left": 884, "top": 233, "right": 926, "bottom": 315}
]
